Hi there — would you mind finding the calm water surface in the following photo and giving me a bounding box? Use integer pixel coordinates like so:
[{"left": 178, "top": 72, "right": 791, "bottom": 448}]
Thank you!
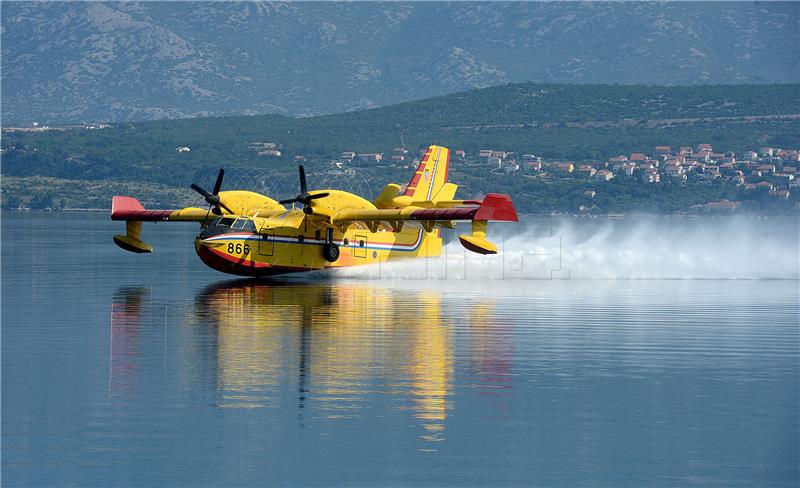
[{"left": 2, "top": 213, "right": 798, "bottom": 486}]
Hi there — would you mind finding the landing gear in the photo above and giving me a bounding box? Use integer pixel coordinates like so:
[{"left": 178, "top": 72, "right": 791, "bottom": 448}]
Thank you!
[
  {"left": 322, "top": 243, "right": 340, "bottom": 262},
  {"left": 322, "top": 228, "right": 339, "bottom": 262}
]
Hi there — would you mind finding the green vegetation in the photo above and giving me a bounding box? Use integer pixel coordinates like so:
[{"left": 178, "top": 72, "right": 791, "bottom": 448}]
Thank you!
[{"left": 2, "top": 83, "right": 799, "bottom": 213}]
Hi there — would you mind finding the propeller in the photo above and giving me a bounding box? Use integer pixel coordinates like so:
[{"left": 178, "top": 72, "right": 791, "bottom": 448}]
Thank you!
[
  {"left": 279, "top": 165, "right": 329, "bottom": 214},
  {"left": 190, "top": 168, "right": 234, "bottom": 215}
]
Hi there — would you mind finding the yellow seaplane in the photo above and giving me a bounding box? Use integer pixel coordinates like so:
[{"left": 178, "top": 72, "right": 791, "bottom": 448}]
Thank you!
[{"left": 111, "top": 145, "right": 517, "bottom": 277}]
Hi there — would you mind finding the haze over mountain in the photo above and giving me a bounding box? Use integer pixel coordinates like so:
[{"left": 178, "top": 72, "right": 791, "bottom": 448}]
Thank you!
[{"left": 2, "top": 1, "right": 798, "bottom": 124}]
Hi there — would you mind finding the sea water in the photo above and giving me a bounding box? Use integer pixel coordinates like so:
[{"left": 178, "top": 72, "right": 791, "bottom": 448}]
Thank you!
[{"left": 2, "top": 213, "right": 798, "bottom": 486}]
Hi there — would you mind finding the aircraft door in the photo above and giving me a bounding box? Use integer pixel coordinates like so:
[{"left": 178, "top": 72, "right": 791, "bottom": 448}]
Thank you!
[
  {"left": 354, "top": 234, "right": 367, "bottom": 258},
  {"left": 258, "top": 230, "right": 275, "bottom": 256}
]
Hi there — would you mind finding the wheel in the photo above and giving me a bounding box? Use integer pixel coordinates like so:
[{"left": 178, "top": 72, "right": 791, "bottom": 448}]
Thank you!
[{"left": 322, "top": 243, "right": 340, "bottom": 262}]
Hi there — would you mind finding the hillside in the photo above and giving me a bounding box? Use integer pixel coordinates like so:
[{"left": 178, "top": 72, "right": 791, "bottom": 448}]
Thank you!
[
  {"left": 2, "top": 1, "right": 798, "bottom": 123},
  {"left": 2, "top": 82, "right": 799, "bottom": 213}
]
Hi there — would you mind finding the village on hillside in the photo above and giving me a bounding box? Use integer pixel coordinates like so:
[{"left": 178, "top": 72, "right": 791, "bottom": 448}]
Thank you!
[{"left": 311, "top": 144, "right": 799, "bottom": 210}]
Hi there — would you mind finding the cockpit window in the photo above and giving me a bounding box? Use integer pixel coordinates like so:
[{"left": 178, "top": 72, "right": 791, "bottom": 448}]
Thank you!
[
  {"left": 231, "top": 219, "right": 257, "bottom": 232},
  {"left": 214, "top": 217, "right": 236, "bottom": 227}
]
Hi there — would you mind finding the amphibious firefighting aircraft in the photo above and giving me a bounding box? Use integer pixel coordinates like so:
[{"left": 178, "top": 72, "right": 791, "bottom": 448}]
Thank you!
[{"left": 111, "top": 145, "right": 517, "bottom": 277}]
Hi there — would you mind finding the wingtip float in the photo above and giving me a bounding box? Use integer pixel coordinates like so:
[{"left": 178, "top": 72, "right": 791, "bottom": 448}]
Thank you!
[{"left": 111, "top": 145, "right": 518, "bottom": 277}]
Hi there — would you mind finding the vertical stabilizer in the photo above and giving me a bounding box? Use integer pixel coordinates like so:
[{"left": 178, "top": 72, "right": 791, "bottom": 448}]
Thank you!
[{"left": 404, "top": 145, "right": 449, "bottom": 201}]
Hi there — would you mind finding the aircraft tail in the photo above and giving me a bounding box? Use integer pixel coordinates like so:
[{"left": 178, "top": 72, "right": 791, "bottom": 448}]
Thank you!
[{"left": 404, "top": 145, "right": 449, "bottom": 201}]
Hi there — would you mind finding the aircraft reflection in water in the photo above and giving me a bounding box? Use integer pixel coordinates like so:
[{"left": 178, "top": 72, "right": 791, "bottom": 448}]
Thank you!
[
  {"left": 108, "top": 287, "right": 150, "bottom": 396},
  {"left": 195, "top": 280, "right": 454, "bottom": 441},
  {"left": 110, "top": 281, "right": 509, "bottom": 444}
]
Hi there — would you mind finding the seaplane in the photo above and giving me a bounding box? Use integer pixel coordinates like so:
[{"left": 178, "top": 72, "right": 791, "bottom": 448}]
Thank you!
[{"left": 111, "top": 145, "right": 518, "bottom": 277}]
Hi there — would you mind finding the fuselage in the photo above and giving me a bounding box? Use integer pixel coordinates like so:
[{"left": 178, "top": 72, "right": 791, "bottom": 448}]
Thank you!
[{"left": 194, "top": 216, "right": 442, "bottom": 277}]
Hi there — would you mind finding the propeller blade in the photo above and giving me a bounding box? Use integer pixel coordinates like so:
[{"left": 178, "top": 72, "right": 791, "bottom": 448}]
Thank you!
[
  {"left": 212, "top": 168, "right": 225, "bottom": 195},
  {"left": 307, "top": 192, "right": 329, "bottom": 200},
  {"left": 190, "top": 183, "right": 212, "bottom": 199},
  {"left": 217, "top": 200, "right": 234, "bottom": 214},
  {"left": 299, "top": 165, "right": 307, "bottom": 194}
]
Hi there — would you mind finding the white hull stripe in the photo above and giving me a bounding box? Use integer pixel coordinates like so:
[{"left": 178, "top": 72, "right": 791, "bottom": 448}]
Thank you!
[
  {"left": 426, "top": 147, "right": 440, "bottom": 201},
  {"left": 202, "top": 230, "right": 425, "bottom": 253}
]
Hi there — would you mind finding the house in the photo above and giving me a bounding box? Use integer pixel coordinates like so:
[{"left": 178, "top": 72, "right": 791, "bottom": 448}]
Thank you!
[
  {"left": 522, "top": 154, "right": 541, "bottom": 163},
  {"left": 665, "top": 165, "right": 685, "bottom": 177},
  {"left": 760, "top": 147, "right": 774, "bottom": 157},
  {"left": 744, "top": 181, "right": 775, "bottom": 191},
  {"left": 491, "top": 150, "right": 508, "bottom": 159},
  {"left": 654, "top": 146, "right": 671, "bottom": 155},
  {"left": 488, "top": 156, "right": 503, "bottom": 167},
  {"left": 744, "top": 151, "right": 759, "bottom": 160},
  {"left": 392, "top": 155, "right": 406, "bottom": 162},
  {"left": 679, "top": 146, "right": 694, "bottom": 156},
  {"left": 358, "top": 153, "right": 383, "bottom": 162},
  {"left": 705, "top": 199, "right": 740, "bottom": 211},
  {"left": 630, "top": 153, "right": 647, "bottom": 162},
  {"left": 594, "top": 170, "right": 614, "bottom": 181},
  {"left": 341, "top": 151, "right": 356, "bottom": 160},
  {"left": 555, "top": 162, "right": 574, "bottom": 173},
  {"left": 526, "top": 161, "right": 542, "bottom": 172},
  {"left": 703, "top": 164, "right": 720, "bottom": 176},
  {"left": 697, "top": 143, "right": 713, "bottom": 152},
  {"left": 294, "top": 155, "right": 306, "bottom": 162},
  {"left": 478, "top": 149, "right": 493, "bottom": 159},
  {"left": 578, "top": 165, "right": 596, "bottom": 177},
  {"left": 623, "top": 163, "right": 636, "bottom": 176},
  {"left": 758, "top": 164, "right": 776, "bottom": 173},
  {"left": 176, "top": 146, "right": 191, "bottom": 153},
  {"left": 641, "top": 169, "right": 660, "bottom": 183},
  {"left": 783, "top": 166, "right": 797, "bottom": 174},
  {"left": 258, "top": 149, "right": 282, "bottom": 157},
  {"left": 773, "top": 189, "right": 790, "bottom": 199},
  {"left": 455, "top": 150, "right": 466, "bottom": 159},
  {"left": 393, "top": 147, "right": 408, "bottom": 155}
]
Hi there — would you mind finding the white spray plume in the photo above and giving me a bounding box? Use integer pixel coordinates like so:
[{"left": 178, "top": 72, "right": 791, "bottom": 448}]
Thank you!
[{"left": 330, "top": 217, "right": 799, "bottom": 281}]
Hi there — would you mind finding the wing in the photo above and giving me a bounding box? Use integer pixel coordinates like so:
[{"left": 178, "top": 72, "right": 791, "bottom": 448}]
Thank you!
[
  {"left": 111, "top": 193, "right": 285, "bottom": 253},
  {"left": 110, "top": 196, "right": 213, "bottom": 253},
  {"left": 111, "top": 196, "right": 210, "bottom": 222},
  {"left": 330, "top": 193, "right": 518, "bottom": 254}
]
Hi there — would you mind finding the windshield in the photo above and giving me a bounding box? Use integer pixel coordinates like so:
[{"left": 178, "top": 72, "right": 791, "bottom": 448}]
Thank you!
[
  {"left": 231, "top": 219, "right": 257, "bottom": 232},
  {"left": 211, "top": 217, "right": 236, "bottom": 227}
]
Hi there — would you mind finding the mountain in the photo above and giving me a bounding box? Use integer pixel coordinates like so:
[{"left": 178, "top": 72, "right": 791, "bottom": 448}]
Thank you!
[{"left": 2, "top": 1, "right": 798, "bottom": 124}]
